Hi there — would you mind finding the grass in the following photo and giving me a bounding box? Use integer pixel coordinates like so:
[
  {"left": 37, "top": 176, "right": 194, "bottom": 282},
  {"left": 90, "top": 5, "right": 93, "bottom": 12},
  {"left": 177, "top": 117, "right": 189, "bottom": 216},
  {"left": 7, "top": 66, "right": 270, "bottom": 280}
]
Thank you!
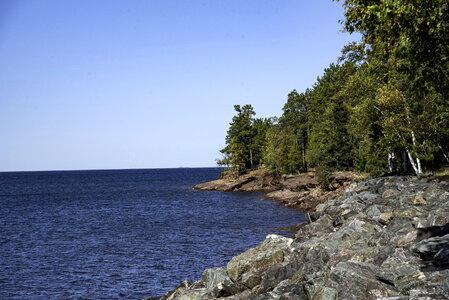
[{"left": 424, "top": 166, "right": 449, "bottom": 181}]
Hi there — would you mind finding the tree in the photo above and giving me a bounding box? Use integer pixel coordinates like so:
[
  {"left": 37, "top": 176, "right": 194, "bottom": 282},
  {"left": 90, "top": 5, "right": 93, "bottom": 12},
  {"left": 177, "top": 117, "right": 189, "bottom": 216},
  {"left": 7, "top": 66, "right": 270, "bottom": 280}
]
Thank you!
[
  {"left": 335, "top": 0, "right": 449, "bottom": 175},
  {"left": 339, "top": 60, "right": 389, "bottom": 175},
  {"left": 306, "top": 62, "right": 358, "bottom": 171},
  {"left": 251, "top": 118, "right": 273, "bottom": 168},
  {"left": 279, "top": 90, "right": 310, "bottom": 173},
  {"left": 219, "top": 105, "right": 256, "bottom": 173}
]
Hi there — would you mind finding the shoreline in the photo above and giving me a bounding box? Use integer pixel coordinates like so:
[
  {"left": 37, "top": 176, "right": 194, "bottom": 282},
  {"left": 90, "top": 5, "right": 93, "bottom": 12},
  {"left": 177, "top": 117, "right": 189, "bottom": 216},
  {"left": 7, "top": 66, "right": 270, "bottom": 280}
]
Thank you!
[
  {"left": 152, "top": 175, "right": 449, "bottom": 299},
  {"left": 192, "top": 169, "right": 358, "bottom": 212}
]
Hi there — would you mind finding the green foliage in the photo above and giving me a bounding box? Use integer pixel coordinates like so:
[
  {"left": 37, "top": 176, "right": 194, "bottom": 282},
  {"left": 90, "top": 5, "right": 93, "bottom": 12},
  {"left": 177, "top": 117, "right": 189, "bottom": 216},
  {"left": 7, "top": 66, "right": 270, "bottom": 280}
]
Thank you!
[
  {"left": 335, "top": 0, "right": 449, "bottom": 175},
  {"left": 218, "top": 0, "right": 448, "bottom": 177},
  {"left": 306, "top": 62, "right": 358, "bottom": 171},
  {"left": 315, "top": 165, "right": 332, "bottom": 191},
  {"left": 218, "top": 105, "right": 271, "bottom": 174}
]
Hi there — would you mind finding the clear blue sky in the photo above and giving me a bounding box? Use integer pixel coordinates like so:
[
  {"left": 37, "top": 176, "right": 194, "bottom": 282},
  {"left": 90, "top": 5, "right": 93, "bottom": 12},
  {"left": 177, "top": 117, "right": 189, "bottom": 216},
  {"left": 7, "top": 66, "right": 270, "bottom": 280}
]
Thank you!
[{"left": 0, "top": 0, "right": 359, "bottom": 171}]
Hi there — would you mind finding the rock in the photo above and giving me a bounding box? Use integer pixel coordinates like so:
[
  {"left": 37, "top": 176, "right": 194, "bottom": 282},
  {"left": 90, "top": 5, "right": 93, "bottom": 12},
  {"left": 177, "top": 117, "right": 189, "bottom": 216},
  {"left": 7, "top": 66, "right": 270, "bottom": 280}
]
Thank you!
[
  {"left": 382, "top": 188, "right": 401, "bottom": 199},
  {"left": 328, "top": 172, "right": 356, "bottom": 189},
  {"left": 395, "top": 230, "right": 418, "bottom": 247},
  {"left": 193, "top": 169, "right": 281, "bottom": 192},
  {"left": 240, "top": 270, "right": 261, "bottom": 288},
  {"left": 375, "top": 247, "right": 423, "bottom": 293},
  {"left": 202, "top": 268, "right": 228, "bottom": 289},
  {"left": 258, "top": 262, "right": 297, "bottom": 292},
  {"left": 263, "top": 189, "right": 303, "bottom": 203},
  {"left": 159, "top": 280, "right": 193, "bottom": 300},
  {"left": 201, "top": 267, "right": 245, "bottom": 295},
  {"left": 379, "top": 211, "right": 393, "bottom": 225},
  {"left": 294, "top": 214, "right": 334, "bottom": 242},
  {"left": 268, "top": 279, "right": 308, "bottom": 300},
  {"left": 410, "top": 191, "right": 427, "bottom": 205},
  {"left": 192, "top": 179, "right": 244, "bottom": 192},
  {"left": 413, "top": 233, "right": 449, "bottom": 269},
  {"left": 366, "top": 204, "right": 382, "bottom": 218},
  {"left": 221, "top": 290, "right": 254, "bottom": 299},
  {"left": 175, "top": 288, "right": 211, "bottom": 300},
  {"left": 282, "top": 175, "right": 319, "bottom": 192},
  {"left": 442, "top": 277, "right": 449, "bottom": 292},
  {"left": 328, "top": 262, "right": 398, "bottom": 299},
  {"left": 194, "top": 171, "right": 357, "bottom": 212},
  {"left": 327, "top": 247, "right": 379, "bottom": 267},
  {"left": 310, "top": 287, "right": 337, "bottom": 300},
  {"left": 226, "top": 234, "right": 294, "bottom": 284},
  {"left": 320, "top": 217, "right": 384, "bottom": 250},
  {"left": 210, "top": 283, "right": 234, "bottom": 298}
]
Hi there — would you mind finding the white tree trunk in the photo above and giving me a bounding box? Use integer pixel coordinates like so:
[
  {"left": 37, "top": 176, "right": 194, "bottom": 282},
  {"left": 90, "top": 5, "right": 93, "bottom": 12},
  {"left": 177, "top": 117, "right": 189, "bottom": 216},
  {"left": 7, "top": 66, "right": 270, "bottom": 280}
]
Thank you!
[
  {"left": 416, "top": 156, "right": 422, "bottom": 174},
  {"left": 405, "top": 149, "right": 420, "bottom": 175},
  {"left": 438, "top": 143, "right": 449, "bottom": 164},
  {"left": 409, "top": 130, "right": 422, "bottom": 175},
  {"left": 388, "top": 153, "right": 395, "bottom": 173}
]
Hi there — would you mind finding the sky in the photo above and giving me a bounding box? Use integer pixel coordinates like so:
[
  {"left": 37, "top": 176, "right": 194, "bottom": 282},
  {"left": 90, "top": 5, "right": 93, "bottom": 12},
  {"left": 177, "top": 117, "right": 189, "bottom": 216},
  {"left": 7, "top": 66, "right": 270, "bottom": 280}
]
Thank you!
[{"left": 0, "top": 0, "right": 360, "bottom": 171}]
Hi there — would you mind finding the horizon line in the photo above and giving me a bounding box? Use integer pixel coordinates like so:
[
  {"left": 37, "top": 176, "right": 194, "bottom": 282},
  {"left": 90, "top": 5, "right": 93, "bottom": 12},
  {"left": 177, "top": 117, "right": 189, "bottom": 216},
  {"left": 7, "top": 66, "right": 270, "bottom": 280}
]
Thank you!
[{"left": 0, "top": 166, "right": 220, "bottom": 173}]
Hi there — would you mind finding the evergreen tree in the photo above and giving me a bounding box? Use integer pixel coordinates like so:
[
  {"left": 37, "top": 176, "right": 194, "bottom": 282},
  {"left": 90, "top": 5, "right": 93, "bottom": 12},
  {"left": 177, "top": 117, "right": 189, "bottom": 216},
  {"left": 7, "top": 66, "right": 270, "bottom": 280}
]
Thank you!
[
  {"left": 218, "top": 105, "right": 269, "bottom": 174},
  {"left": 306, "top": 62, "right": 358, "bottom": 171},
  {"left": 279, "top": 90, "right": 310, "bottom": 173}
]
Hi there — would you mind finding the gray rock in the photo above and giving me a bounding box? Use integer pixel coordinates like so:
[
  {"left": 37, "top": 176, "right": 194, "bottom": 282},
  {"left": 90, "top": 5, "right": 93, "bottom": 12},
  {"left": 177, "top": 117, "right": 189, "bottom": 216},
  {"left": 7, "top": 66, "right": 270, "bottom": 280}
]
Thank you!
[
  {"left": 227, "top": 235, "right": 294, "bottom": 284},
  {"left": 441, "top": 277, "right": 449, "bottom": 292},
  {"left": 258, "top": 263, "right": 297, "bottom": 293},
  {"left": 222, "top": 290, "right": 254, "bottom": 300},
  {"left": 379, "top": 211, "right": 394, "bottom": 225},
  {"left": 375, "top": 248, "right": 424, "bottom": 293},
  {"left": 202, "top": 267, "right": 228, "bottom": 289},
  {"left": 310, "top": 287, "right": 337, "bottom": 300},
  {"left": 176, "top": 288, "right": 211, "bottom": 300},
  {"left": 241, "top": 270, "right": 261, "bottom": 288},
  {"left": 269, "top": 279, "right": 307, "bottom": 300},
  {"left": 201, "top": 267, "right": 245, "bottom": 295},
  {"left": 382, "top": 188, "right": 401, "bottom": 199},
  {"left": 366, "top": 204, "right": 382, "bottom": 218},
  {"left": 413, "top": 233, "right": 449, "bottom": 269},
  {"left": 329, "top": 262, "right": 398, "bottom": 299},
  {"left": 359, "top": 192, "right": 380, "bottom": 203}
]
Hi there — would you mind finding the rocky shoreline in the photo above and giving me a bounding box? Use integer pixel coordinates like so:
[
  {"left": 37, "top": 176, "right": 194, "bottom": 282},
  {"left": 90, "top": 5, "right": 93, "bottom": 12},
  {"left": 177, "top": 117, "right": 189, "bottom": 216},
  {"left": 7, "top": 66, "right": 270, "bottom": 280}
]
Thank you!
[
  {"left": 193, "top": 170, "right": 357, "bottom": 212},
  {"left": 150, "top": 176, "right": 449, "bottom": 299}
]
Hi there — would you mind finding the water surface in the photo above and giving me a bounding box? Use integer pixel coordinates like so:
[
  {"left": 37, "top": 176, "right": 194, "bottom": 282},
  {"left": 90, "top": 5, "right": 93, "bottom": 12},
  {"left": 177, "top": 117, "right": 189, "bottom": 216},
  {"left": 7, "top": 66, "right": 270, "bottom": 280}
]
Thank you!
[{"left": 0, "top": 168, "right": 305, "bottom": 299}]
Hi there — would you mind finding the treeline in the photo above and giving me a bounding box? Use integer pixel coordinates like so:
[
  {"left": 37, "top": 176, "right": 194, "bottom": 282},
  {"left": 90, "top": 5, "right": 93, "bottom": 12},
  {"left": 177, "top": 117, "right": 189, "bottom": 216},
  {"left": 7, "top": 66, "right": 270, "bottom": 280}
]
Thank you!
[{"left": 218, "top": 0, "right": 449, "bottom": 176}]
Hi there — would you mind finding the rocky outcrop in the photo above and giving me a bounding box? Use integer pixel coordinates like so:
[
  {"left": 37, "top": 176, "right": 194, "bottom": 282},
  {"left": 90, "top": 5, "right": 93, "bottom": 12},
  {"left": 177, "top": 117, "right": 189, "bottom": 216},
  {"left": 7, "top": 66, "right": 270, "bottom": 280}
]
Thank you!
[
  {"left": 263, "top": 172, "right": 357, "bottom": 211},
  {"left": 192, "top": 169, "right": 282, "bottom": 192},
  {"left": 193, "top": 170, "right": 358, "bottom": 212},
  {"left": 156, "top": 176, "right": 449, "bottom": 299}
]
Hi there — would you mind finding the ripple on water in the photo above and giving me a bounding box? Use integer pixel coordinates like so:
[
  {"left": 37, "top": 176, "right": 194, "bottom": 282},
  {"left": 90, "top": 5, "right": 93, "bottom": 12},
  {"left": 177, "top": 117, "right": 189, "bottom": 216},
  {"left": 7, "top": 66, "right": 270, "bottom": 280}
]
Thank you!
[{"left": 0, "top": 168, "right": 304, "bottom": 299}]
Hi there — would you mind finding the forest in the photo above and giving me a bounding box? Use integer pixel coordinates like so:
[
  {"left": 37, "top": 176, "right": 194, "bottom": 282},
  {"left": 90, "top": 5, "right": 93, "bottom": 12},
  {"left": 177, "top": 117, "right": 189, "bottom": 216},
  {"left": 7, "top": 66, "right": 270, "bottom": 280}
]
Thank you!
[{"left": 217, "top": 0, "right": 449, "bottom": 177}]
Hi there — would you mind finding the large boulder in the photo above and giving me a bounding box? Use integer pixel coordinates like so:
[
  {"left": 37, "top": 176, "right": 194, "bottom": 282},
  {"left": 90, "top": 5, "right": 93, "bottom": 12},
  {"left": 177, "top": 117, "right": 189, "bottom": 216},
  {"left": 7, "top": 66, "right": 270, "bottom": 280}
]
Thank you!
[{"left": 226, "top": 234, "right": 296, "bottom": 286}]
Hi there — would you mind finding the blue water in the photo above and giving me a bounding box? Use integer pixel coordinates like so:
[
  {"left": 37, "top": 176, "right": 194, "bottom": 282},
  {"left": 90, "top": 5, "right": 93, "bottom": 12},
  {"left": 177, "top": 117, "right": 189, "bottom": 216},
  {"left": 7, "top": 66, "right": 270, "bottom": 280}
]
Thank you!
[{"left": 0, "top": 168, "right": 304, "bottom": 299}]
